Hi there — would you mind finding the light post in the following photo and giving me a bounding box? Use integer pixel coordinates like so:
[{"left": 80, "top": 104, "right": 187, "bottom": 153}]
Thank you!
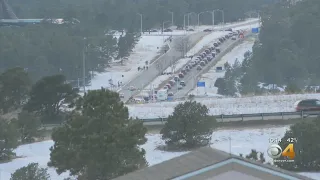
[
  {"left": 82, "top": 37, "right": 87, "bottom": 93},
  {"left": 162, "top": 21, "right": 171, "bottom": 32},
  {"left": 183, "top": 13, "right": 188, "bottom": 30},
  {"left": 168, "top": 11, "right": 174, "bottom": 26},
  {"left": 197, "top": 11, "right": 211, "bottom": 26},
  {"left": 216, "top": 9, "right": 224, "bottom": 25},
  {"left": 187, "top": 12, "right": 197, "bottom": 27},
  {"left": 137, "top": 13, "right": 143, "bottom": 34}
]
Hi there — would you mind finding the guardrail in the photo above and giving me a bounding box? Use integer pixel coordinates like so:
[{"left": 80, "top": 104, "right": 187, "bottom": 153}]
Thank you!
[{"left": 42, "top": 111, "right": 320, "bottom": 129}]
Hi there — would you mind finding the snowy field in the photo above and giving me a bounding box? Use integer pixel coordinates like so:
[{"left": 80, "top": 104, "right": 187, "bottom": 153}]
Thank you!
[
  {"left": 1, "top": 125, "right": 319, "bottom": 179},
  {"left": 88, "top": 19, "right": 259, "bottom": 92},
  {"left": 189, "top": 38, "right": 255, "bottom": 96},
  {"left": 127, "top": 93, "right": 320, "bottom": 119}
]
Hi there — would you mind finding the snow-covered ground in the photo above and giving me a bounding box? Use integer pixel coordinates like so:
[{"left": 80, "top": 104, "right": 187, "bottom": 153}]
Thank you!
[
  {"left": 127, "top": 93, "right": 320, "bottom": 119},
  {"left": 88, "top": 19, "right": 259, "bottom": 92},
  {"left": 88, "top": 36, "right": 168, "bottom": 91},
  {"left": 1, "top": 125, "right": 319, "bottom": 179},
  {"left": 189, "top": 38, "right": 255, "bottom": 96}
]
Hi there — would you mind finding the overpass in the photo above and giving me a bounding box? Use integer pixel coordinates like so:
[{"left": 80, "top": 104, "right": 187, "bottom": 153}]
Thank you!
[{"left": 0, "top": 0, "right": 54, "bottom": 26}]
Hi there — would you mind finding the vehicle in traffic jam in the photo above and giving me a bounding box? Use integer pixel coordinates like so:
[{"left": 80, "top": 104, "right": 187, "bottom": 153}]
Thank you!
[{"left": 180, "top": 81, "right": 186, "bottom": 86}]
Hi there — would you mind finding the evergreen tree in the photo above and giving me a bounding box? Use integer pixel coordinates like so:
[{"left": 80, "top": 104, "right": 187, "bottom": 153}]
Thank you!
[
  {"left": 274, "top": 118, "right": 320, "bottom": 171},
  {"left": 0, "top": 118, "right": 19, "bottom": 162},
  {"left": 160, "top": 101, "right": 216, "bottom": 149},
  {"left": 10, "top": 163, "right": 50, "bottom": 180},
  {"left": 48, "top": 88, "right": 147, "bottom": 180},
  {"left": 16, "top": 111, "right": 42, "bottom": 143}
]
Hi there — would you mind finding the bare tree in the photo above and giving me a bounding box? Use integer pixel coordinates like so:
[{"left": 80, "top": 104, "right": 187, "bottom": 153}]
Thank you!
[{"left": 174, "top": 36, "right": 192, "bottom": 57}]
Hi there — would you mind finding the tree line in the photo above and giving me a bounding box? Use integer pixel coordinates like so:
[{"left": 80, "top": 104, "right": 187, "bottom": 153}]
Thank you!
[
  {"left": 215, "top": 0, "right": 320, "bottom": 96},
  {"left": 0, "top": 67, "right": 319, "bottom": 179},
  {"left": 0, "top": 0, "right": 272, "bottom": 85}
]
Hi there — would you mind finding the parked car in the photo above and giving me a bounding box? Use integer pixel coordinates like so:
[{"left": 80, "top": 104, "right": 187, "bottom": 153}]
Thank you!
[
  {"left": 164, "top": 28, "right": 173, "bottom": 32},
  {"left": 294, "top": 99, "right": 320, "bottom": 111}
]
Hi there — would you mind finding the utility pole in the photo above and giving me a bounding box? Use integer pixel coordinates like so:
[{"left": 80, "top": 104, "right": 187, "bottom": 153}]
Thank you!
[
  {"left": 82, "top": 37, "right": 87, "bottom": 93},
  {"left": 137, "top": 13, "right": 143, "bottom": 34},
  {"left": 168, "top": 11, "right": 174, "bottom": 27}
]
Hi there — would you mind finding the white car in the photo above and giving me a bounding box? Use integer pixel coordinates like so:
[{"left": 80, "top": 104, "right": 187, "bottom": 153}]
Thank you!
[{"left": 129, "top": 86, "right": 136, "bottom": 91}]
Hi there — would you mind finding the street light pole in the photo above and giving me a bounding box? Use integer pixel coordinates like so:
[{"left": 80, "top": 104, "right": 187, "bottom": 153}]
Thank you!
[
  {"left": 163, "top": 21, "right": 171, "bottom": 31},
  {"left": 197, "top": 12, "right": 207, "bottom": 26},
  {"left": 216, "top": 9, "right": 224, "bottom": 24},
  {"left": 187, "top": 12, "right": 197, "bottom": 27},
  {"left": 137, "top": 13, "right": 143, "bottom": 34},
  {"left": 183, "top": 14, "right": 188, "bottom": 30},
  {"left": 82, "top": 37, "right": 87, "bottom": 93},
  {"left": 168, "top": 11, "right": 174, "bottom": 27}
]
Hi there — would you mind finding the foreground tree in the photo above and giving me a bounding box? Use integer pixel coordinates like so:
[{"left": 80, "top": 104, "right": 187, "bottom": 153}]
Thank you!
[
  {"left": 16, "top": 111, "right": 42, "bottom": 143},
  {"left": 0, "top": 67, "right": 31, "bottom": 113},
  {"left": 240, "top": 149, "right": 266, "bottom": 163},
  {"left": 48, "top": 88, "right": 147, "bottom": 179},
  {"left": 274, "top": 118, "right": 320, "bottom": 171},
  {"left": 0, "top": 118, "right": 19, "bottom": 162},
  {"left": 161, "top": 101, "right": 216, "bottom": 149},
  {"left": 24, "top": 74, "right": 78, "bottom": 123},
  {"left": 10, "top": 163, "right": 50, "bottom": 180}
]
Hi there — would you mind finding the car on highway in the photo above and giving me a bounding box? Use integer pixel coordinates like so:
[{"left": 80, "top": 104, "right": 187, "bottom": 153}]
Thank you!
[
  {"left": 165, "top": 84, "right": 172, "bottom": 89},
  {"left": 200, "top": 61, "right": 206, "bottom": 66},
  {"left": 187, "top": 29, "right": 194, "bottom": 31},
  {"left": 216, "top": 48, "right": 221, "bottom": 53},
  {"left": 213, "top": 42, "right": 218, "bottom": 47},
  {"left": 212, "top": 52, "right": 216, "bottom": 57},
  {"left": 231, "top": 37, "right": 236, "bottom": 40},
  {"left": 294, "top": 99, "right": 320, "bottom": 111},
  {"left": 225, "top": 28, "right": 232, "bottom": 31},
  {"left": 210, "top": 47, "right": 215, "bottom": 51},
  {"left": 174, "top": 76, "right": 180, "bottom": 81},
  {"left": 180, "top": 81, "right": 186, "bottom": 86},
  {"left": 178, "top": 84, "right": 183, "bottom": 90},
  {"left": 207, "top": 56, "right": 213, "bottom": 61},
  {"left": 164, "top": 28, "right": 173, "bottom": 32},
  {"left": 119, "top": 93, "right": 125, "bottom": 98},
  {"left": 178, "top": 73, "right": 184, "bottom": 78},
  {"left": 169, "top": 80, "right": 175, "bottom": 86},
  {"left": 129, "top": 86, "right": 136, "bottom": 91},
  {"left": 203, "top": 29, "right": 212, "bottom": 32},
  {"left": 197, "top": 65, "right": 202, "bottom": 70},
  {"left": 190, "top": 61, "right": 196, "bottom": 67}
]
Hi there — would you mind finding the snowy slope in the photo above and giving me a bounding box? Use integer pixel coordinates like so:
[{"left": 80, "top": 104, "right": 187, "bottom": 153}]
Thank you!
[
  {"left": 1, "top": 125, "right": 319, "bottom": 179},
  {"left": 127, "top": 93, "right": 320, "bottom": 119}
]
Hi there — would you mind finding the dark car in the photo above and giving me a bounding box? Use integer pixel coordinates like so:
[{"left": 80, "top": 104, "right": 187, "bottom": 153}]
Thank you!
[
  {"left": 203, "top": 29, "right": 212, "bottom": 32},
  {"left": 187, "top": 29, "right": 194, "bottom": 31},
  {"left": 216, "top": 48, "right": 220, "bottom": 53},
  {"left": 213, "top": 42, "right": 218, "bottom": 47},
  {"left": 294, "top": 99, "right": 320, "bottom": 111},
  {"left": 219, "top": 38, "right": 223, "bottom": 43},
  {"left": 231, "top": 37, "right": 236, "bottom": 40},
  {"left": 225, "top": 28, "right": 232, "bottom": 31},
  {"left": 164, "top": 28, "right": 173, "bottom": 32}
]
